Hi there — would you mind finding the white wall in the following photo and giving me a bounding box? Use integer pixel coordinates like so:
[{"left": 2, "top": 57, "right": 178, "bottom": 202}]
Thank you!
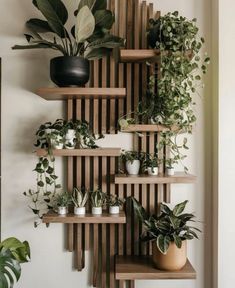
[{"left": 0, "top": 1, "right": 213, "bottom": 288}]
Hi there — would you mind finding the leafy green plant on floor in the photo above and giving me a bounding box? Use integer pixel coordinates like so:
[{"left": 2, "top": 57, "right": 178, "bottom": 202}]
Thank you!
[
  {"left": 132, "top": 198, "right": 201, "bottom": 254},
  {"left": 0, "top": 237, "right": 30, "bottom": 288},
  {"left": 12, "top": 0, "right": 125, "bottom": 60}
]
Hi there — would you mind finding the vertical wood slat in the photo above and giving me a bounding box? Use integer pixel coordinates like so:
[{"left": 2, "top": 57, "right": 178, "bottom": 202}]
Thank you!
[
  {"left": 93, "top": 61, "right": 99, "bottom": 134},
  {"left": 67, "top": 99, "right": 74, "bottom": 252},
  {"left": 102, "top": 57, "right": 107, "bottom": 134}
]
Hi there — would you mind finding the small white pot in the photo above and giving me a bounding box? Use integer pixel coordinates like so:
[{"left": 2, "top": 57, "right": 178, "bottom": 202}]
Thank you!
[
  {"left": 109, "top": 206, "right": 120, "bottom": 214},
  {"left": 51, "top": 136, "right": 64, "bottom": 149},
  {"left": 126, "top": 160, "right": 140, "bottom": 175},
  {"left": 66, "top": 129, "right": 76, "bottom": 140},
  {"left": 92, "top": 207, "right": 102, "bottom": 215},
  {"left": 58, "top": 206, "right": 67, "bottom": 215},
  {"left": 147, "top": 167, "right": 159, "bottom": 176},
  {"left": 74, "top": 207, "right": 86, "bottom": 216},
  {"left": 166, "top": 167, "right": 175, "bottom": 176}
]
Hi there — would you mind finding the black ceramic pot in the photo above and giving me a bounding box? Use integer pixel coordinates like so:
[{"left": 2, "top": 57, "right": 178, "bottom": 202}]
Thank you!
[{"left": 50, "top": 56, "right": 90, "bottom": 87}]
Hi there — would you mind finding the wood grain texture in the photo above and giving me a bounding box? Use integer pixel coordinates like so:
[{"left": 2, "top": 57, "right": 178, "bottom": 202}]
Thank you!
[
  {"left": 121, "top": 124, "right": 180, "bottom": 132},
  {"left": 115, "top": 256, "right": 196, "bottom": 280},
  {"left": 114, "top": 173, "right": 196, "bottom": 184},
  {"left": 37, "top": 87, "right": 126, "bottom": 100},
  {"left": 37, "top": 148, "right": 121, "bottom": 157},
  {"left": 42, "top": 211, "right": 126, "bottom": 224}
]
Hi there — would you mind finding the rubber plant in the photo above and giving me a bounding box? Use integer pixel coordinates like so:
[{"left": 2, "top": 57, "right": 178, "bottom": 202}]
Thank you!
[
  {"left": 119, "top": 11, "right": 210, "bottom": 172},
  {"left": 0, "top": 238, "right": 30, "bottom": 288},
  {"left": 12, "top": 0, "right": 124, "bottom": 59}
]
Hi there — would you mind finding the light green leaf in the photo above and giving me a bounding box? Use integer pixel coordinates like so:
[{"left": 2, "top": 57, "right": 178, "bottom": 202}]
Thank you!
[{"left": 76, "top": 6, "right": 95, "bottom": 43}]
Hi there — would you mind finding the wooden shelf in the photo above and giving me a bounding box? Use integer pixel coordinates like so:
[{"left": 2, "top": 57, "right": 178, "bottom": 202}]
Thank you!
[
  {"left": 121, "top": 124, "right": 179, "bottom": 133},
  {"left": 36, "top": 87, "right": 126, "bottom": 100},
  {"left": 43, "top": 211, "right": 126, "bottom": 224},
  {"left": 120, "top": 49, "right": 193, "bottom": 62},
  {"left": 36, "top": 148, "right": 121, "bottom": 157},
  {"left": 115, "top": 256, "right": 196, "bottom": 280},
  {"left": 114, "top": 173, "right": 196, "bottom": 184}
]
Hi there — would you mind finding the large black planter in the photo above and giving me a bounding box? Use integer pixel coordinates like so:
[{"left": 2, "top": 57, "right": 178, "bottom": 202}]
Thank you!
[{"left": 50, "top": 56, "right": 90, "bottom": 87}]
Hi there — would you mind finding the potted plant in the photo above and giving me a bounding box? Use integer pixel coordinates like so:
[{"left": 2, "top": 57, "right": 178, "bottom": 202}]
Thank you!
[
  {"left": 132, "top": 198, "right": 200, "bottom": 271},
  {"left": 165, "top": 158, "right": 178, "bottom": 176},
  {"left": 143, "top": 153, "right": 161, "bottom": 176},
  {"left": 106, "top": 195, "right": 124, "bottom": 214},
  {"left": 72, "top": 187, "right": 89, "bottom": 216},
  {"left": 120, "top": 150, "right": 144, "bottom": 175},
  {"left": 55, "top": 191, "right": 71, "bottom": 215},
  {"left": 90, "top": 189, "right": 106, "bottom": 215},
  {"left": 0, "top": 237, "right": 30, "bottom": 287},
  {"left": 12, "top": 0, "right": 125, "bottom": 87}
]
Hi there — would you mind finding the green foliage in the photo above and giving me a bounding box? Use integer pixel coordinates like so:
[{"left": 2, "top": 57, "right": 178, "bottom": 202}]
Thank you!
[
  {"left": 120, "top": 150, "right": 145, "bottom": 164},
  {"left": 106, "top": 195, "right": 124, "bottom": 207},
  {"left": 55, "top": 191, "right": 71, "bottom": 207},
  {"left": 90, "top": 189, "right": 106, "bottom": 207},
  {"left": 12, "top": 0, "right": 125, "bottom": 59},
  {"left": 72, "top": 187, "right": 89, "bottom": 208},
  {"left": 132, "top": 198, "right": 201, "bottom": 254},
  {"left": 0, "top": 238, "right": 30, "bottom": 288},
  {"left": 143, "top": 153, "right": 161, "bottom": 170}
]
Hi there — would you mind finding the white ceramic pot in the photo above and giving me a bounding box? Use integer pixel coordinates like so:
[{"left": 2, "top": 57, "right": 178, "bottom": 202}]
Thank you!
[
  {"left": 166, "top": 167, "right": 175, "bottom": 176},
  {"left": 109, "top": 206, "right": 120, "bottom": 214},
  {"left": 126, "top": 160, "right": 140, "bottom": 175},
  {"left": 147, "top": 167, "right": 159, "bottom": 176},
  {"left": 65, "top": 141, "right": 76, "bottom": 149},
  {"left": 66, "top": 129, "right": 76, "bottom": 140},
  {"left": 51, "top": 136, "right": 64, "bottom": 149},
  {"left": 74, "top": 207, "right": 86, "bottom": 216},
  {"left": 58, "top": 206, "right": 67, "bottom": 215},
  {"left": 92, "top": 207, "right": 102, "bottom": 215}
]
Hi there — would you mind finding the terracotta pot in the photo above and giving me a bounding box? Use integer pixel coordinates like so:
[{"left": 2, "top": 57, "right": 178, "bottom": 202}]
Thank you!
[{"left": 152, "top": 241, "right": 187, "bottom": 271}]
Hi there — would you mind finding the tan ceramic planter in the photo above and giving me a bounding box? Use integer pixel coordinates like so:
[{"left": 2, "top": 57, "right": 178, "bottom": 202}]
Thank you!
[{"left": 152, "top": 241, "right": 187, "bottom": 271}]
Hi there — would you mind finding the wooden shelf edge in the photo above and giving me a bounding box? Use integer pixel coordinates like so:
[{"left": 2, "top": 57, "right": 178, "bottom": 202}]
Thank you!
[
  {"left": 115, "top": 256, "right": 196, "bottom": 280},
  {"left": 120, "top": 49, "right": 193, "bottom": 62},
  {"left": 121, "top": 124, "right": 180, "bottom": 133},
  {"left": 36, "top": 148, "right": 121, "bottom": 157},
  {"left": 114, "top": 173, "right": 197, "bottom": 184},
  {"left": 42, "top": 211, "right": 126, "bottom": 224},
  {"left": 36, "top": 87, "right": 126, "bottom": 101}
]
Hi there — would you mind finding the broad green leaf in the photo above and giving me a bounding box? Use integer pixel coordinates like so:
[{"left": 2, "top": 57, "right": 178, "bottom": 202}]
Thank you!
[
  {"left": 156, "top": 235, "right": 170, "bottom": 254},
  {"left": 94, "top": 10, "right": 114, "bottom": 29},
  {"left": 169, "top": 216, "right": 181, "bottom": 229},
  {"left": 160, "top": 203, "right": 172, "bottom": 215},
  {"left": 36, "top": 0, "right": 68, "bottom": 37},
  {"left": 77, "top": 0, "right": 96, "bottom": 12},
  {"left": 76, "top": 6, "right": 95, "bottom": 43},
  {"left": 173, "top": 200, "right": 188, "bottom": 216},
  {"left": 173, "top": 234, "right": 182, "bottom": 248},
  {"left": 93, "top": 0, "right": 107, "bottom": 11},
  {"left": 87, "top": 34, "right": 124, "bottom": 49},
  {"left": 85, "top": 47, "right": 111, "bottom": 60},
  {"left": 131, "top": 197, "right": 148, "bottom": 222},
  {"left": 26, "top": 18, "right": 53, "bottom": 33},
  {"left": 0, "top": 238, "right": 30, "bottom": 263}
]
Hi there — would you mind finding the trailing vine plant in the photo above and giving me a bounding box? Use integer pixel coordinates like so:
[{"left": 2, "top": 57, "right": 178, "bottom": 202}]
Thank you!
[{"left": 119, "top": 11, "right": 210, "bottom": 172}]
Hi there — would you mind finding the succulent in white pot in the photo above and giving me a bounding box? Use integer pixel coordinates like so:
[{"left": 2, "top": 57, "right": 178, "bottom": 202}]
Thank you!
[
  {"left": 107, "top": 195, "right": 124, "bottom": 215},
  {"left": 120, "top": 150, "right": 144, "bottom": 175},
  {"left": 72, "top": 187, "right": 89, "bottom": 216},
  {"left": 144, "top": 153, "right": 161, "bottom": 176},
  {"left": 90, "top": 189, "right": 106, "bottom": 215},
  {"left": 55, "top": 191, "right": 71, "bottom": 215},
  {"left": 165, "top": 158, "right": 177, "bottom": 176}
]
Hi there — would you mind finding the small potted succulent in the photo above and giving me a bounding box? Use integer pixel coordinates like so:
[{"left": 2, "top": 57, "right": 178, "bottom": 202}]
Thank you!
[
  {"left": 120, "top": 150, "right": 144, "bottom": 175},
  {"left": 106, "top": 195, "right": 124, "bottom": 215},
  {"left": 165, "top": 158, "right": 177, "bottom": 176},
  {"left": 0, "top": 237, "right": 30, "bottom": 288},
  {"left": 12, "top": 0, "right": 125, "bottom": 87},
  {"left": 143, "top": 153, "right": 161, "bottom": 176},
  {"left": 55, "top": 191, "right": 71, "bottom": 215},
  {"left": 90, "top": 189, "right": 106, "bottom": 215},
  {"left": 132, "top": 198, "right": 200, "bottom": 271},
  {"left": 72, "top": 187, "right": 89, "bottom": 216}
]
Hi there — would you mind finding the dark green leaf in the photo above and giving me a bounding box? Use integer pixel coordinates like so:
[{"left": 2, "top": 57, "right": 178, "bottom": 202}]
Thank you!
[
  {"left": 37, "top": 181, "right": 44, "bottom": 187},
  {"left": 26, "top": 18, "right": 53, "bottom": 33},
  {"left": 94, "top": 10, "right": 114, "bottom": 29},
  {"left": 173, "top": 234, "right": 182, "bottom": 248},
  {"left": 156, "top": 235, "right": 170, "bottom": 254},
  {"left": 85, "top": 47, "right": 111, "bottom": 60},
  {"left": 173, "top": 200, "right": 188, "bottom": 216}
]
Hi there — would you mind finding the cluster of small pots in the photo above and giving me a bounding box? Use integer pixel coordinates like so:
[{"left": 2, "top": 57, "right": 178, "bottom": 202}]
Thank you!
[{"left": 57, "top": 205, "right": 121, "bottom": 216}]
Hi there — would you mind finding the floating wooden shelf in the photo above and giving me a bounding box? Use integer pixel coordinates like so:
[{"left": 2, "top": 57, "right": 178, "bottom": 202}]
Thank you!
[
  {"left": 43, "top": 211, "right": 126, "bottom": 224},
  {"left": 114, "top": 173, "right": 196, "bottom": 184},
  {"left": 120, "top": 49, "right": 193, "bottom": 62},
  {"left": 115, "top": 256, "right": 196, "bottom": 280},
  {"left": 121, "top": 124, "right": 179, "bottom": 133},
  {"left": 36, "top": 148, "right": 121, "bottom": 157},
  {"left": 36, "top": 87, "right": 126, "bottom": 101}
]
